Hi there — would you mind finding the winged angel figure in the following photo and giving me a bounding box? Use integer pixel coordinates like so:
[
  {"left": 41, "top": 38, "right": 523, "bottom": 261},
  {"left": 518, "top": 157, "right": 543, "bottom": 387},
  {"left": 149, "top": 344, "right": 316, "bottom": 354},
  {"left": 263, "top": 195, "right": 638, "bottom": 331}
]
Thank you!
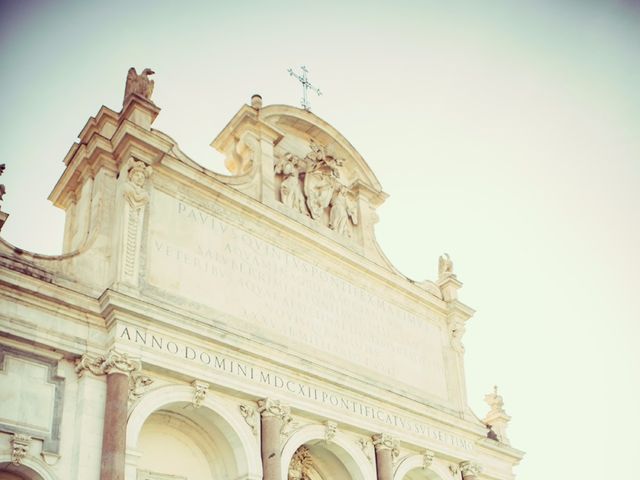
[
  {"left": 124, "top": 67, "right": 155, "bottom": 102},
  {"left": 274, "top": 141, "right": 357, "bottom": 236},
  {"left": 274, "top": 153, "right": 307, "bottom": 215},
  {"left": 302, "top": 141, "right": 343, "bottom": 220},
  {"left": 329, "top": 185, "right": 358, "bottom": 236}
]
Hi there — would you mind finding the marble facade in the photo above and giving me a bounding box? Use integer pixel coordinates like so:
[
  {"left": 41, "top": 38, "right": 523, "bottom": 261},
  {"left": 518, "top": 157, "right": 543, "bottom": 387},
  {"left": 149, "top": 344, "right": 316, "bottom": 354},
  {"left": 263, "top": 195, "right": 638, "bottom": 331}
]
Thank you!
[{"left": 0, "top": 69, "right": 524, "bottom": 480}]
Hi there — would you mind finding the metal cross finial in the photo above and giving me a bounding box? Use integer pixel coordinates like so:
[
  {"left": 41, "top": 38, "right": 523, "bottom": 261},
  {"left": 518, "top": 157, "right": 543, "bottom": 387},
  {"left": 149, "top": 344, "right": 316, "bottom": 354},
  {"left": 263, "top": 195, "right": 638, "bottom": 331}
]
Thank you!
[{"left": 288, "top": 65, "right": 322, "bottom": 111}]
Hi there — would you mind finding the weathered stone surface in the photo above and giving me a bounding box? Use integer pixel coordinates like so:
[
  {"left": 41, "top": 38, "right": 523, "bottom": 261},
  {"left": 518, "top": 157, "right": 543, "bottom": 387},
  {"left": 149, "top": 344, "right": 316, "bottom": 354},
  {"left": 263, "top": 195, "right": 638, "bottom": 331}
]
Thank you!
[{"left": 0, "top": 71, "right": 524, "bottom": 480}]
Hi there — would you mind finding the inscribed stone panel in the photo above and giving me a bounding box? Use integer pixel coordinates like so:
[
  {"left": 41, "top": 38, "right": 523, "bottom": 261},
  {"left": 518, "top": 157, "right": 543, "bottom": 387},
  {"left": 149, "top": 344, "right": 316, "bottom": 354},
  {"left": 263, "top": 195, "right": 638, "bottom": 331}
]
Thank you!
[{"left": 145, "top": 191, "right": 448, "bottom": 398}]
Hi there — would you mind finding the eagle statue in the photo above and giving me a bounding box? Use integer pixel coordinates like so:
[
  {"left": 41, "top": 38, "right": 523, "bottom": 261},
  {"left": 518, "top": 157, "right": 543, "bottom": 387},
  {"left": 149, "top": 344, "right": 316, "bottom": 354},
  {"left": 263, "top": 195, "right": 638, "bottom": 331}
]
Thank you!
[{"left": 124, "top": 67, "right": 155, "bottom": 102}]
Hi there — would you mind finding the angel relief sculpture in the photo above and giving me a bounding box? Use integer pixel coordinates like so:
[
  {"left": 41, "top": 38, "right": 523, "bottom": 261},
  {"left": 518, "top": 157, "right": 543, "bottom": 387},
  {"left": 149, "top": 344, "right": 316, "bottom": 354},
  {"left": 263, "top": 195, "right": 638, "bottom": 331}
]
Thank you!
[
  {"left": 329, "top": 186, "right": 357, "bottom": 236},
  {"left": 274, "top": 140, "right": 358, "bottom": 237},
  {"left": 274, "top": 152, "right": 307, "bottom": 215},
  {"left": 303, "top": 141, "right": 342, "bottom": 220}
]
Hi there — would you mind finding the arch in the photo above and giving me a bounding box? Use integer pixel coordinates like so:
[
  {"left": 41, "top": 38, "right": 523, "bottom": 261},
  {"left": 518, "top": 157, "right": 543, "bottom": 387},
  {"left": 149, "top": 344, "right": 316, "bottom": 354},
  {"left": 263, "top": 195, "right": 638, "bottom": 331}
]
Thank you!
[
  {"left": 0, "top": 454, "right": 59, "bottom": 480},
  {"left": 394, "top": 454, "right": 450, "bottom": 480},
  {"left": 280, "top": 424, "right": 376, "bottom": 480},
  {"left": 126, "top": 384, "right": 262, "bottom": 480},
  {"left": 260, "top": 104, "right": 383, "bottom": 191}
]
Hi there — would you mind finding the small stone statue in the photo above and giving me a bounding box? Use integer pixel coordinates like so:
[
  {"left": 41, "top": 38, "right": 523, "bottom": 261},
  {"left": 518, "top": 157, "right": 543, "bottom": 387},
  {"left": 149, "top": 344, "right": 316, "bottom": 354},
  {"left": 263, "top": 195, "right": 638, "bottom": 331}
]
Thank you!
[
  {"left": 329, "top": 185, "right": 357, "bottom": 236},
  {"left": 275, "top": 153, "right": 307, "bottom": 215},
  {"left": 483, "top": 385, "right": 511, "bottom": 444},
  {"left": 484, "top": 385, "right": 505, "bottom": 415},
  {"left": 124, "top": 67, "right": 155, "bottom": 102},
  {"left": 288, "top": 445, "right": 313, "bottom": 480},
  {"left": 438, "top": 253, "right": 454, "bottom": 280}
]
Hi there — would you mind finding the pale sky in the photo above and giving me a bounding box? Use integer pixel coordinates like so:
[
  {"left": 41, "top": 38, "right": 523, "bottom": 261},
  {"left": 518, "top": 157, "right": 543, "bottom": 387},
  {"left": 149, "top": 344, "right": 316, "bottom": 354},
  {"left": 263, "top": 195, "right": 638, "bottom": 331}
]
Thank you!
[{"left": 1, "top": 1, "right": 639, "bottom": 478}]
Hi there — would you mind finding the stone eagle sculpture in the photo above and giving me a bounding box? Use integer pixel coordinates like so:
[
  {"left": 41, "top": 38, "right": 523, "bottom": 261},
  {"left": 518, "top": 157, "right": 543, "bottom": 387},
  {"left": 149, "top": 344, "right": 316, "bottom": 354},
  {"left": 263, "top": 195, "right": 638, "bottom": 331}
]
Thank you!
[
  {"left": 124, "top": 67, "right": 155, "bottom": 102},
  {"left": 438, "top": 252, "right": 454, "bottom": 279}
]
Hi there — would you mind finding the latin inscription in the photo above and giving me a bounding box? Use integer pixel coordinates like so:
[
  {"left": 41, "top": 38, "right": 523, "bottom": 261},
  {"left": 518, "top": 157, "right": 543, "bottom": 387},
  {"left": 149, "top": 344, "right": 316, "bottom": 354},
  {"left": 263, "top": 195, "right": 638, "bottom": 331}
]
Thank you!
[
  {"left": 146, "top": 192, "right": 447, "bottom": 396},
  {"left": 120, "top": 326, "right": 473, "bottom": 452}
]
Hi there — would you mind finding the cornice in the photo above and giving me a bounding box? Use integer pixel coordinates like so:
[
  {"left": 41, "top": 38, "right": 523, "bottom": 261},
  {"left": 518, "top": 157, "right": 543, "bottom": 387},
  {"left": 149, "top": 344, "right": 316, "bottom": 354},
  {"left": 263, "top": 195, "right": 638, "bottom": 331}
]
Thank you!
[
  {"left": 476, "top": 437, "right": 525, "bottom": 463},
  {"left": 210, "top": 104, "right": 286, "bottom": 153},
  {"left": 111, "top": 120, "right": 172, "bottom": 164},
  {"left": 98, "top": 288, "right": 487, "bottom": 443}
]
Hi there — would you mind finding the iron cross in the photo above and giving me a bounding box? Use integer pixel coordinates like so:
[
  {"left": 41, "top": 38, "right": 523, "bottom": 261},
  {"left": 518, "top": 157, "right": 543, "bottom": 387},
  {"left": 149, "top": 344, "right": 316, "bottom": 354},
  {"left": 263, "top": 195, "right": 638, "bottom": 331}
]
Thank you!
[{"left": 288, "top": 66, "right": 322, "bottom": 111}]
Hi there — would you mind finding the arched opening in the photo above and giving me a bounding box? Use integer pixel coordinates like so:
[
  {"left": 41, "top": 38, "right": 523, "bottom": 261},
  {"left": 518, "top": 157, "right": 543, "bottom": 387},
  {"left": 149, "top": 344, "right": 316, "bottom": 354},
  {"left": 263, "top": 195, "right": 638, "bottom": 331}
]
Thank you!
[
  {"left": 126, "top": 386, "right": 261, "bottom": 480},
  {"left": 287, "top": 441, "right": 356, "bottom": 480},
  {"left": 281, "top": 426, "right": 373, "bottom": 480},
  {"left": 0, "top": 472, "right": 28, "bottom": 480},
  {"left": 0, "top": 463, "right": 45, "bottom": 480},
  {"left": 403, "top": 468, "right": 442, "bottom": 480},
  {"left": 393, "top": 455, "right": 448, "bottom": 480},
  {"left": 135, "top": 404, "right": 233, "bottom": 479}
]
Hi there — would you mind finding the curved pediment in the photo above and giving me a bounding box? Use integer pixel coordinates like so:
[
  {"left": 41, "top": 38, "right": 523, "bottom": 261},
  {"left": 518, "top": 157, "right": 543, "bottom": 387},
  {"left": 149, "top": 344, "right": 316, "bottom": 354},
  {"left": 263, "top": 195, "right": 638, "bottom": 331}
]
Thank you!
[
  {"left": 209, "top": 101, "right": 394, "bottom": 268},
  {"left": 259, "top": 105, "right": 383, "bottom": 193}
]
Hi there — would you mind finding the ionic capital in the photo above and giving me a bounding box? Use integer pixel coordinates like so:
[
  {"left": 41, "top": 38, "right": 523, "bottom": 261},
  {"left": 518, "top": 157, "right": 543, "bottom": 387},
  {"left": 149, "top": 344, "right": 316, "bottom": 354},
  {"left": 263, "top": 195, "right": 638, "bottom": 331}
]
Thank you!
[
  {"left": 371, "top": 433, "right": 398, "bottom": 455},
  {"left": 258, "top": 398, "right": 291, "bottom": 419},
  {"left": 460, "top": 460, "right": 482, "bottom": 478},
  {"left": 76, "top": 349, "right": 141, "bottom": 377}
]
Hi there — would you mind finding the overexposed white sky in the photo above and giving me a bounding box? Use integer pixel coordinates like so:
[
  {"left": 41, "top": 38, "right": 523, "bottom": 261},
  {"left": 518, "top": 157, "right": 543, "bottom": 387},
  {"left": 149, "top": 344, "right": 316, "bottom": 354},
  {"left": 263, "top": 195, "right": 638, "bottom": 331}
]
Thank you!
[{"left": 1, "top": 1, "right": 639, "bottom": 478}]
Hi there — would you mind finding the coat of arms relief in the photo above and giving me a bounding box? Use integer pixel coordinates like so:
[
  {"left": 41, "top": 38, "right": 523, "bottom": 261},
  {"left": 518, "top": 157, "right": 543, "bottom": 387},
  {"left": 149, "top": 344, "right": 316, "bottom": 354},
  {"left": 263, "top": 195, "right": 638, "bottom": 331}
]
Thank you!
[{"left": 274, "top": 140, "right": 358, "bottom": 237}]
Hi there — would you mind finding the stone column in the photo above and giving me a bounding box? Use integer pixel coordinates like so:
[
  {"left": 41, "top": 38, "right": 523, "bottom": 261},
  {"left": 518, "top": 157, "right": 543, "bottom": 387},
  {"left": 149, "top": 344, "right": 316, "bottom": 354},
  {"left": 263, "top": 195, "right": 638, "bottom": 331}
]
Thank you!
[
  {"left": 372, "top": 433, "right": 396, "bottom": 480},
  {"left": 258, "top": 398, "right": 291, "bottom": 480},
  {"left": 100, "top": 371, "right": 130, "bottom": 480},
  {"left": 76, "top": 350, "right": 141, "bottom": 480},
  {"left": 460, "top": 461, "right": 482, "bottom": 480}
]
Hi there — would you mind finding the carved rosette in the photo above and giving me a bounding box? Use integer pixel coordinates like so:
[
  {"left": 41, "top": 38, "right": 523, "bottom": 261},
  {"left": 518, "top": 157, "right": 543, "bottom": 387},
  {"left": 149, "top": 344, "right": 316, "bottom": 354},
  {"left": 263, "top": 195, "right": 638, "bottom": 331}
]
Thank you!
[
  {"left": 11, "top": 433, "right": 31, "bottom": 466},
  {"left": 192, "top": 380, "right": 209, "bottom": 408},
  {"left": 422, "top": 449, "right": 436, "bottom": 469},
  {"left": 460, "top": 461, "right": 482, "bottom": 478},
  {"left": 239, "top": 404, "right": 259, "bottom": 436},
  {"left": 324, "top": 420, "right": 338, "bottom": 443},
  {"left": 372, "top": 433, "right": 399, "bottom": 458}
]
